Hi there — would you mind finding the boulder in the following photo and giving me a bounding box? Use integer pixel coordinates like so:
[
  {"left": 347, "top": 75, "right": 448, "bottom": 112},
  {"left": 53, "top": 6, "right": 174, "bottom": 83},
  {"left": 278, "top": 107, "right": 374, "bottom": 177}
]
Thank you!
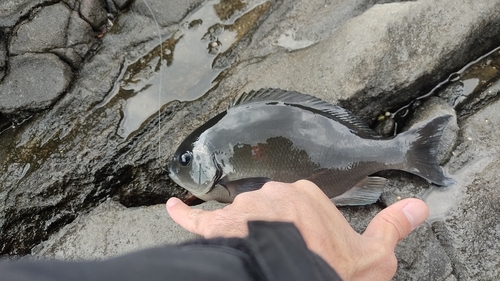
[
  {"left": 0, "top": 53, "right": 72, "bottom": 117},
  {"left": 9, "top": 4, "right": 71, "bottom": 55}
]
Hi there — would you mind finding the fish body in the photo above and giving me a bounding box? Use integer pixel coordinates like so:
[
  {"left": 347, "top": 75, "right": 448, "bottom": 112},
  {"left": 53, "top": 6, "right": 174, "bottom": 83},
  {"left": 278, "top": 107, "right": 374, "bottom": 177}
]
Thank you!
[{"left": 168, "top": 88, "right": 454, "bottom": 205}]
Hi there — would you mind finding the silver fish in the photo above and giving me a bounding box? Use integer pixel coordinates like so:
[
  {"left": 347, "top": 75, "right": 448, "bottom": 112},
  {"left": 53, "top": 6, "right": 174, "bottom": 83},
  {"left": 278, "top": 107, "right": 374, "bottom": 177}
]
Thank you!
[{"left": 168, "top": 88, "right": 454, "bottom": 205}]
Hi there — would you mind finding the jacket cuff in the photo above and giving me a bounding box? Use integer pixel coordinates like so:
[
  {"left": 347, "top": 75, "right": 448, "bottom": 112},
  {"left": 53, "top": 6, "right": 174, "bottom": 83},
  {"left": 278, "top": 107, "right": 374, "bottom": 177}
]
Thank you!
[{"left": 246, "top": 221, "right": 342, "bottom": 281}]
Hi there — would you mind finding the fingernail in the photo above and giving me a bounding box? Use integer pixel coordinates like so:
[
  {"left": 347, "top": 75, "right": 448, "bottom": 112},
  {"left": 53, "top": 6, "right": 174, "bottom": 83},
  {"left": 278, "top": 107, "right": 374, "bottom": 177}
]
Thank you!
[
  {"left": 167, "top": 197, "right": 181, "bottom": 207},
  {"left": 402, "top": 201, "right": 429, "bottom": 230}
]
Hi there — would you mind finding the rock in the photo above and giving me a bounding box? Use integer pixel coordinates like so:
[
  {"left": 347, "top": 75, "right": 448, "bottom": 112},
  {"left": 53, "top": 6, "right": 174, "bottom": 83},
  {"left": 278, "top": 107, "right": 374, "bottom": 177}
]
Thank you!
[
  {"left": 0, "top": 0, "right": 52, "bottom": 28},
  {"left": 80, "top": 0, "right": 108, "bottom": 30},
  {"left": 8, "top": 3, "right": 95, "bottom": 67},
  {"left": 131, "top": 0, "right": 203, "bottom": 26},
  {"left": 430, "top": 139, "right": 500, "bottom": 279},
  {"left": 0, "top": 1, "right": 499, "bottom": 280},
  {"left": 0, "top": 53, "right": 72, "bottom": 117},
  {"left": 394, "top": 224, "right": 454, "bottom": 281},
  {"left": 0, "top": 30, "right": 6, "bottom": 80},
  {"left": 9, "top": 4, "right": 71, "bottom": 55},
  {"left": 0, "top": 0, "right": 209, "bottom": 257},
  {"left": 67, "top": 10, "right": 95, "bottom": 51},
  {"left": 423, "top": 75, "right": 500, "bottom": 280},
  {"left": 51, "top": 48, "right": 84, "bottom": 68},
  {"left": 32, "top": 200, "right": 228, "bottom": 259},
  {"left": 226, "top": 0, "right": 500, "bottom": 122},
  {"left": 438, "top": 48, "right": 500, "bottom": 118},
  {"left": 112, "top": 0, "right": 133, "bottom": 10}
]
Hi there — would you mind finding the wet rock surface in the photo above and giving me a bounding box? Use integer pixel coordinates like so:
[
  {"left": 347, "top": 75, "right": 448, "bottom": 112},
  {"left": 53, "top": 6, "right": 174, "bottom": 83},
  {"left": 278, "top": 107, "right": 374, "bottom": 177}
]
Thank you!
[
  {"left": 0, "top": 53, "right": 72, "bottom": 116},
  {"left": 1, "top": 0, "right": 500, "bottom": 280},
  {"left": 32, "top": 200, "right": 226, "bottom": 259}
]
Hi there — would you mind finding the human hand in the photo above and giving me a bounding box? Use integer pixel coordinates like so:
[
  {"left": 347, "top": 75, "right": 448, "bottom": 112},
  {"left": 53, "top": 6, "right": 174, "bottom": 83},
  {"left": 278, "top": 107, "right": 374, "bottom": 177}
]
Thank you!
[{"left": 166, "top": 180, "right": 428, "bottom": 281}]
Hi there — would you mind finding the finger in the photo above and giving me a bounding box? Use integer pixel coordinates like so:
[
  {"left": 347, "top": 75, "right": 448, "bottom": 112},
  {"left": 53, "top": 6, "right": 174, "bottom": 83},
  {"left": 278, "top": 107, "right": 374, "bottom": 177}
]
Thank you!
[
  {"left": 166, "top": 197, "right": 209, "bottom": 235},
  {"left": 363, "top": 198, "right": 429, "bottom": 248}
]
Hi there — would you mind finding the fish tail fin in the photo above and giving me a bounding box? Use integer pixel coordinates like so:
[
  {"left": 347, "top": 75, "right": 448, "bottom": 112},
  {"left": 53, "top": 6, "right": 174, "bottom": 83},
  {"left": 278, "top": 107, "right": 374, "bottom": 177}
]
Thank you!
[{"left": 398, "top": 115, "right": 455, "bottom": 186}]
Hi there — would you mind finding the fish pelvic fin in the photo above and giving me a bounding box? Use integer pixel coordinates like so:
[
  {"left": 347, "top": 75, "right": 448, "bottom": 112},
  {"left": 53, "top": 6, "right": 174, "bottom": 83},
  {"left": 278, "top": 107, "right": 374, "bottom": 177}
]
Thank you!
[
  {"left": 331, "top": 177, "right": 386, "bottom": 206},
  {"left": 399, "top": 115, "right": 455, "bottom": 186},
  {"left": 218, "top": 177, "right": 272, "bottom": 200}
]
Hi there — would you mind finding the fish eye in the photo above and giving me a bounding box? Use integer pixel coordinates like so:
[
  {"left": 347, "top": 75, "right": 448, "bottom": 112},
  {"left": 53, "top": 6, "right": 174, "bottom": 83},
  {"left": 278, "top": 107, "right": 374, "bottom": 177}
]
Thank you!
[{"left": 179, "top": 151, "right": 193, "bottom": 166}]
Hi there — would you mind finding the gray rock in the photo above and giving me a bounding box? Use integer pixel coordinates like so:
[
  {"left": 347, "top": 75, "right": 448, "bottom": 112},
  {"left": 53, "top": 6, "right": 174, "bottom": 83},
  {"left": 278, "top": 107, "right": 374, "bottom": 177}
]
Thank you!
[
  {"left": 0, "top": 31, "right": 6, "bottom": 80},
  {"left": 420, "top": 79, "right": 500, "bottom": 280},
  {"left": 51, "top": 48, "right": 84, "bottom": 68},
  {"left": 227, "top": 0, "right": 500, "bottom": 122},
  {"left": 0, "top": 0, "right": 206, "bottom": 257},
  {"left": 112, "top": 0, "right": 133, "bottom": 10},
  {"left": 67, "top": 10, "right": 95, "bottom": 50},
  {"left": 0, "top": 0, "right": 52, "bottom": 28},
  {"left": 49, "top": 10, "right": 95, "bottom": 67},
  {"left": 131, "top": 0, "right": 203, "bottom": 26},
  {"left": 32, "top": 200, "right": 226, "bottom": 260},
  {"left": 0, "top": 53, "right": 72, "bottom": 116},
  {"left": 394, "top": 224, "right": 454, "bottom": 281},
  {"left": 80, "top": 0, "right": 108, "bottom": 30},
  {"left": 438, "top": 47, "right": 500, "bottom": 119},
  {"left": 9, "top": 4, "right": 71, "bottom": 55}
]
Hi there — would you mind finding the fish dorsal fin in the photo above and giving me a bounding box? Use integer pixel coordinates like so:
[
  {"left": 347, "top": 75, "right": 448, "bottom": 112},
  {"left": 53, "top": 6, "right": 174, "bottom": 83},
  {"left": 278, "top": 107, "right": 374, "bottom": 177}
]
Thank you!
[{"left": 230, "top": 88, "right": 380, "bottom": 138}]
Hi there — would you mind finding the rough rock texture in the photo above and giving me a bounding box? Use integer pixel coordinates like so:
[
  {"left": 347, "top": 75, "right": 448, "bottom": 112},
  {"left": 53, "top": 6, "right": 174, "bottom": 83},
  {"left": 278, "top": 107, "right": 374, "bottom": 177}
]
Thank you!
[
  {"left": 112, "top": 0, "right": 133, "bottom": 10},
  {"left": 79, "top": 0, "right": 108, "bottom": 30},
  {"left": 226, "top": 0, "right": 500, "bottom": 122},
  {"left": 0, "top": 1, "right": 98, "bottom": 120},
  {"left": 0, "top": 0, "right": 205, "bottom": 257},
  {"left": 0, "top": 30, "right": 6, "bottom": 81},
  {"left": 9, "top": 2, "right": 95, "bottom": 67},
  {"left": 1, "top": 0, "right": 500, "bottom": 280},
  {"left": 0, "top": 0, "right": 54, "bottom": 28},
  {"left": 131, "top": 0, "right": 203, "bottom": 26},
  {"left": 33, "top": 200, "right": 227, "bottom": 259},
  {"left": 421, "top": 92, "right": 500, "bottom": 280},
  {"left": 10, "top": 4, "right": 71, "bottom": 54},
  {"left": 0, "top": 53, "right": 72, "bottom": 115}
]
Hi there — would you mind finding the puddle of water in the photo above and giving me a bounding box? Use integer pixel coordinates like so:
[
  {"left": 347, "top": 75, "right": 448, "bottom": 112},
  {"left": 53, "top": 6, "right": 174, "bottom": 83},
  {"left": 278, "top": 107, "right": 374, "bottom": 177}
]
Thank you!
[
  {"left": 274, "top": 29, "right": 316, "bottom": 51},
  {"left": 449, "top": 78, "right": 480, "bottom": 107},
  {"left": 423, "top": 156, "right": 493, "bottom": 222},
  {"left": 101, "top": 0, "right": 270, "bottom": 138}
]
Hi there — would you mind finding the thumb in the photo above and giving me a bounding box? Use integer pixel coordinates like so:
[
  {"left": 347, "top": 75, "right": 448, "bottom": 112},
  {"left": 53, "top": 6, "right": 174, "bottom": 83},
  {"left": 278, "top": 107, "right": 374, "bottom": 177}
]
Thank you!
[
  {"left": 166, "top": 197, "right": 207, "bottom": 235},
  {"left": 363, "top": 198, "right": 429, "bottom": 248}
]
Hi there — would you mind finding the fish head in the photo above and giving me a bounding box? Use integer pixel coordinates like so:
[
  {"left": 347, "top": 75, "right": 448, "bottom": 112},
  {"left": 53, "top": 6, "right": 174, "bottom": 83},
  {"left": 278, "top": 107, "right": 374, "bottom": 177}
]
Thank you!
[{"left": 168, "top": 140, "right": 222, "bottom": 197}]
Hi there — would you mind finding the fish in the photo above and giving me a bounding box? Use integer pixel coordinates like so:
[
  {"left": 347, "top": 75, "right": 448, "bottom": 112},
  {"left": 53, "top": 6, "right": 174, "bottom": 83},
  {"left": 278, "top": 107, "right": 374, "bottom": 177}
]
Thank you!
[{"left": 168, "top": 88, "right": 454, "bottom": 205}]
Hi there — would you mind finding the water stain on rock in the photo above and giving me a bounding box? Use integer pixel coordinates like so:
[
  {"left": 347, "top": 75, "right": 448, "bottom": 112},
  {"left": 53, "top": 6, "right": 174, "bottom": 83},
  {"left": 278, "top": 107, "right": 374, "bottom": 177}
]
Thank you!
[{"left": 99, "top": 0, "right": 271, "bottom": 138}]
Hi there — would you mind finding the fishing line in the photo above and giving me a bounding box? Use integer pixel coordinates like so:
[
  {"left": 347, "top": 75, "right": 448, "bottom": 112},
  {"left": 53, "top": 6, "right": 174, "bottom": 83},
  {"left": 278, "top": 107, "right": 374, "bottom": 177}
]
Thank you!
[{"left": 141, "top": 0, "right": 164, "bottom": 170}]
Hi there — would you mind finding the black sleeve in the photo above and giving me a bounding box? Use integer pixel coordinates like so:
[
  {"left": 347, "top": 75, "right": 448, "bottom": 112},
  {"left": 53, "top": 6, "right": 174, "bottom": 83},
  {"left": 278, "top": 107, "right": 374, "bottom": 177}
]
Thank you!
[{"left": 0, "top": 221, "right": 342, "bottom": 281}]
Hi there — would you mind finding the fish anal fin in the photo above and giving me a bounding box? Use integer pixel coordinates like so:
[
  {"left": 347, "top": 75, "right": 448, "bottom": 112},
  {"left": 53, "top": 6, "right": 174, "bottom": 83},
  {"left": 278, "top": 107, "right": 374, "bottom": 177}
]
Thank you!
[{"left": 331, "top": 177, "right": 387, "bottom": 206}]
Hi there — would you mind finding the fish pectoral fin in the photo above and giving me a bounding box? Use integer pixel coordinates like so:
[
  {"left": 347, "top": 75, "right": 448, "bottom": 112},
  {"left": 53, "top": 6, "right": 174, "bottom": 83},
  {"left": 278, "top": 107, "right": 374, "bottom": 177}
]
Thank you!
[
  {"left": 331, "top": 177, "right": 387, "bottom": 206},
  {"left": 219, "top": 177, "right": 272, "bottom": 197}
]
